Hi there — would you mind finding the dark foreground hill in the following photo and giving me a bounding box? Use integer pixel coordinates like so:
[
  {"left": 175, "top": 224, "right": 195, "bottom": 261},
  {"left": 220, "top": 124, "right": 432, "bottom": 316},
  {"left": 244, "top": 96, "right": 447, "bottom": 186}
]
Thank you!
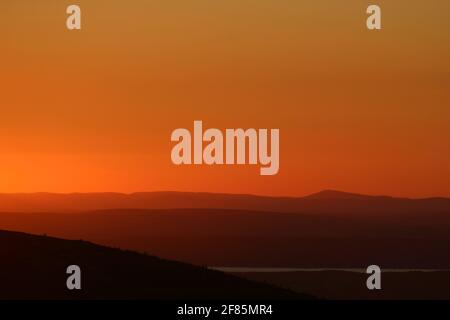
[{"left": 0, "top": 230, "right": 310, "bottom": 300}]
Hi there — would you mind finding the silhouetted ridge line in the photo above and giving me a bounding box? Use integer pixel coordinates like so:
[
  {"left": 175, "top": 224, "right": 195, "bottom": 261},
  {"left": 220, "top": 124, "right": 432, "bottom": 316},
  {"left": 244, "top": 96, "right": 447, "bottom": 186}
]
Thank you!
[
  {"left": 0, "top": 190, "right": 448, "bottom": 213},
  {"left": 0, "top": 229, "right": 311, "bottom": 299}
]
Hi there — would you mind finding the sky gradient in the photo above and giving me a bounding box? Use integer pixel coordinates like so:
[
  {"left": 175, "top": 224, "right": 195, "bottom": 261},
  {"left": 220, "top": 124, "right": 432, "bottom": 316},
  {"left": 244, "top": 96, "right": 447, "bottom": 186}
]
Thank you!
[{"left": 1, "top": 0, "right": 449, "bottom": 197}]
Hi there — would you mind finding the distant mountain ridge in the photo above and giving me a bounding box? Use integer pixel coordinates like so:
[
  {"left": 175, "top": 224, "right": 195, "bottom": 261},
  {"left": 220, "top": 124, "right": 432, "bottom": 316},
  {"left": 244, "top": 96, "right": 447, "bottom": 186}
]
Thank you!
[
  {"left": 0, "top": 190, "right": 450, "bottom": 268},
  {"left": 304, "top": 190, "right": 390, "bottom": 200},
  {"left": 0, "top": 190, "right": 449, "bottom": 213}
]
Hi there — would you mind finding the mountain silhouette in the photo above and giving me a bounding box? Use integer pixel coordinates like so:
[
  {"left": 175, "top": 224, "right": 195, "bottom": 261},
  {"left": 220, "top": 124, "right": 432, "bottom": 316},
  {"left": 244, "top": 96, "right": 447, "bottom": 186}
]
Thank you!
[
  {"left": 0, "top": 190, "right": 449, "bottom": 214},
  {"left": 304, "top": 190, "right": 386, "bottom": 200},
  {"left": 0, "top": 190, "right": 449, "bottom": 268},
  {"left": 1, "top": 205, "right": 450, "bottom": 268},
  {"left": 0, "top": 229, "right": 310, "bottom": 299}
]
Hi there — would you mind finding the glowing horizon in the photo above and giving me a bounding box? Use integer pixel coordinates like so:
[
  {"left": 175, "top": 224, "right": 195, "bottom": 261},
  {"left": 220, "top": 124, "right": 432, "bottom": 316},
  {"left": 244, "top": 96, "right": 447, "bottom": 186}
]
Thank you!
[{"left": 1, "top": 0, "right": 449, "bottom": 198}]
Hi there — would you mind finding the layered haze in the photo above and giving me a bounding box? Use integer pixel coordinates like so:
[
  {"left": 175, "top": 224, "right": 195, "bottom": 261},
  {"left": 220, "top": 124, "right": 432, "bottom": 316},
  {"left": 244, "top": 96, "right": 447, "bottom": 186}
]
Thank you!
[{"left": 0, "top": 191, "right": 449, "bottom": 268}]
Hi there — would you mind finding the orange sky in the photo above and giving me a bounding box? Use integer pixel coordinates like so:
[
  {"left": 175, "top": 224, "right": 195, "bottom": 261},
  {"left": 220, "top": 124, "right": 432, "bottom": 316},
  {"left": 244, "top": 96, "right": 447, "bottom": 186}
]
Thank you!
[{"left": 0, "top": 0, "right": 449, "bottom": 197}]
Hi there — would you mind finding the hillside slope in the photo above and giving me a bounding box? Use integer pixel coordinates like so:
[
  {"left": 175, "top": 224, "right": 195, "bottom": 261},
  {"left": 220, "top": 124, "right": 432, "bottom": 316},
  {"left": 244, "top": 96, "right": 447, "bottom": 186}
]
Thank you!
[{"left": 0, "top": 230, "right": 309, "bottom": 299}]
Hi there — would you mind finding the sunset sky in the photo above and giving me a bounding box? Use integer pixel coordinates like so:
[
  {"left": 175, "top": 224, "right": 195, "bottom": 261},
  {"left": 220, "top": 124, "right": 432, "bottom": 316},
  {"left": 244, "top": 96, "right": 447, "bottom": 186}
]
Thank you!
[{"left": 0, "top": 0, "right": 449, "bottom": 197}]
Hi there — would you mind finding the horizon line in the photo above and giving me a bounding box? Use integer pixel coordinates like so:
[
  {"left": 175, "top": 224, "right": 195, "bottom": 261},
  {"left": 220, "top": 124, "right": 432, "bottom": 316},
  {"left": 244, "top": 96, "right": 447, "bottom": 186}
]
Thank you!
[{"left": 0, "top": 189, "right": 448, "bottom": 200}]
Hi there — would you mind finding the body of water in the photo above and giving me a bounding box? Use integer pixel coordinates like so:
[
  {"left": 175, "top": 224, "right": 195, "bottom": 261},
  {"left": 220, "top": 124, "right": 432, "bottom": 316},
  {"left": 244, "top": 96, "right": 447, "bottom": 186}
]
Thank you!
[{"left": 210, "top": 267, "right": 450, "bottom": 273}]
